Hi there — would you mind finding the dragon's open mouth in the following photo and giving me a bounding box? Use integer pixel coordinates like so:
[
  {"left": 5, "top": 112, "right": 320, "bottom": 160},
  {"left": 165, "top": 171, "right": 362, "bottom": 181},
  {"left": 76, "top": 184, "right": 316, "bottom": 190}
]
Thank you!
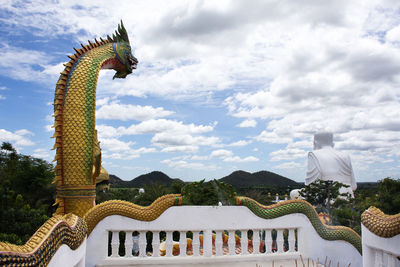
[
  {"left": 128, "top": 55, "right": 138, "bottom": 69},
  {"left": 101, "top": 58, "right": 122, "bottom": 70}
]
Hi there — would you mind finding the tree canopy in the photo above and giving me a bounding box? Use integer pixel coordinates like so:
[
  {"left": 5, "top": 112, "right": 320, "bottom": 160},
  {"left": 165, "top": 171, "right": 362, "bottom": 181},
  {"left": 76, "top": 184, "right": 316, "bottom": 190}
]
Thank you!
[{"left": 0, "top": 142, "right": 55, "bottom": 244}]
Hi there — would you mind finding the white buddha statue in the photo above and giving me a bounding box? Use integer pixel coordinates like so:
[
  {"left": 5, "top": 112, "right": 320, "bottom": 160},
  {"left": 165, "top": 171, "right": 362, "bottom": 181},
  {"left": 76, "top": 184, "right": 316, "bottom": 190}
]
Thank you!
[{"left": 306, "top": 132, "right": 357, "bottom": 197}]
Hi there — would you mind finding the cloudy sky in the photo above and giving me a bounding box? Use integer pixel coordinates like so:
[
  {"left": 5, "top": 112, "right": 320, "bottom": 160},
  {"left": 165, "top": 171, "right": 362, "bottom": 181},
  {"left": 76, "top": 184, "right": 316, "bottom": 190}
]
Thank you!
[{"left": 0, "top": 0, "right": 400, "bottom": 182}]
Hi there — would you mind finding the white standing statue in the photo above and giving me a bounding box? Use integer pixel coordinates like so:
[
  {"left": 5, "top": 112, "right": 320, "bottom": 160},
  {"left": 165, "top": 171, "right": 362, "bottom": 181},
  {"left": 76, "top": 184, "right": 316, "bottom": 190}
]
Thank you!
[{"left": 306, "top": 132, "right": 357, "bottom": 197}]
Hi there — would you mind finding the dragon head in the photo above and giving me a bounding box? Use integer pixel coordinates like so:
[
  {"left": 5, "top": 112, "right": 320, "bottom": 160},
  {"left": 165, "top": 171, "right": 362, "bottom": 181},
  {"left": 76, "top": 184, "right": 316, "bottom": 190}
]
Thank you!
[{"left": 103, "top": 21, "right": 138, "bottom": 79}]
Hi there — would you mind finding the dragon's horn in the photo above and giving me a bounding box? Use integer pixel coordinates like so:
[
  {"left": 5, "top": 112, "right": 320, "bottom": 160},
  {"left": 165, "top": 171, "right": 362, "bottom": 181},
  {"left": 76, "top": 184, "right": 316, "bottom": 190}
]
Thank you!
[{"left": 115, "top": 20, "right": 130, "bottom": 44}]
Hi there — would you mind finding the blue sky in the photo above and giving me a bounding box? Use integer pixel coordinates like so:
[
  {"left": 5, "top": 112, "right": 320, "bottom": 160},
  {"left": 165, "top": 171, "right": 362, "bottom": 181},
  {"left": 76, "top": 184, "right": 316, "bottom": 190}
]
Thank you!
[{"left": 1, "top": 0, "right": 400, "bottom": 182}]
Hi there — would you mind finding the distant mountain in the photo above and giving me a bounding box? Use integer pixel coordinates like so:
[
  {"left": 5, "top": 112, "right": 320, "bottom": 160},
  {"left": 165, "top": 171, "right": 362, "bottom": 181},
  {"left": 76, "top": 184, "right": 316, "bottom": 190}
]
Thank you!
[
  {"left": 219, "top": 170, "right": 299, "bottom": 188},
  {"left": 109, "top": 170, "right": 298, "bottom": 189},
  {"left": 109, "top": 174, "right": 127, "bottom": 188},
  {"left": 109, "top": 171, "right": 182, "bottom": 188},
  {"left": 128, "top": 171, "right": 182, "bottom": 187}
]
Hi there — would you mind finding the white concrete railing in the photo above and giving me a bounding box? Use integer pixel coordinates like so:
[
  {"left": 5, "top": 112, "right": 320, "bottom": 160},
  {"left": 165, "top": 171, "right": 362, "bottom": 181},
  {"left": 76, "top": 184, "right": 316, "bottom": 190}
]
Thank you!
[
  {"left": 86, "top": 206, "right": 362, "bottom": 267},
  {"left": 48, "top": 238, "right": 86, "bottom": 267},
  {"left": 362, "top": 224, "right": 400, "bottom": 267}
]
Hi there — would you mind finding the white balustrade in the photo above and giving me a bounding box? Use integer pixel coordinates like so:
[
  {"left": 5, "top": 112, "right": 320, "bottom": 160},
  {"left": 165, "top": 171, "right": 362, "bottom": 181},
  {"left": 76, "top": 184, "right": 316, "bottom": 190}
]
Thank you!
[
  {"left": 86, "top": 206, "right": 361, "bottom": 267},
  {"left": 105, "top": 227, "right": 297, "bottom": 259}
]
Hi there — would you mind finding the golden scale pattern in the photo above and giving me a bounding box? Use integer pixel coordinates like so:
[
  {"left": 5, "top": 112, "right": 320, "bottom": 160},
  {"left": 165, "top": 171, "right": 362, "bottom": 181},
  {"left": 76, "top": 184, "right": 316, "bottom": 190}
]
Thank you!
[
  {"left": 0, "top": 214, "right": 87, "bottom": 266},
  {"left": 83, "top": 194, "right": 182, "bottom": 235},
  {"left": 361, "top": 206, "right": 400, "bottom": 238},
  {"left": 52, "top": 37, "right": 112, "bottom": 217}
]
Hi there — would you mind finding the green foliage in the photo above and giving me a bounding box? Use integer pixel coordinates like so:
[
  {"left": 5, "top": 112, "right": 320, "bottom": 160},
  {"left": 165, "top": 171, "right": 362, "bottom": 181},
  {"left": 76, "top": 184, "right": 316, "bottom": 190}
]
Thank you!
[
  {"left": 135, "top": 183, "right": 168, "bottom": 206},
  {"left": 376, "top": 177, "right": 400, "bottom": 215},
  {"left": 180, "top": 179, "right": 238, "bottom": 206},
  {"left": 181, "top": 179, "right": 219, "bottom": 205},
  {"left": 299, "top": 180, "right": 350, "bottom": 214},
  {"left": 0, "top": 142, "right": 54, "bottom": 244},
  {"left": 96, "top": 187, "right": 139, "bottom": 203},
  {"left": 0, "top": 142, "right": 55, "bottom": 210},
  {"left": 332, "top": 198, "right": 361, "bottom": 234}
]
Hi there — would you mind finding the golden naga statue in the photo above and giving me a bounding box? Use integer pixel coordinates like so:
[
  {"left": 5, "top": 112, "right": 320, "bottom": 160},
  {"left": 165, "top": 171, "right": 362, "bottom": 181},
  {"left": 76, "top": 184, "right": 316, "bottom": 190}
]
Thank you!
[{"left": 52, "top": 21, "right": 138, "bottom": 217}]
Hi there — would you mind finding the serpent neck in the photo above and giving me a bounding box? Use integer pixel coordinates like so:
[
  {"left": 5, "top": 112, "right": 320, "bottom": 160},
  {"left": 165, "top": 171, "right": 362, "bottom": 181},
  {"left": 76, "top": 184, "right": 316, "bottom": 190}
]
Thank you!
[{"left": 55, "top": 43, "right": 115, "bottom": 216}]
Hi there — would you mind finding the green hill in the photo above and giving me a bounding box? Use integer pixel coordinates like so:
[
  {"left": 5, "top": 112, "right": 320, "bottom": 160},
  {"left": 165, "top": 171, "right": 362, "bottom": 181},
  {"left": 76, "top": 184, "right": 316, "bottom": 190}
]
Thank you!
[
  {"left": 109, "top": 171, "right": 182, "bottom": 188},
  {"left": 219, "top": 170, "right": 299, "bottom": 188}
]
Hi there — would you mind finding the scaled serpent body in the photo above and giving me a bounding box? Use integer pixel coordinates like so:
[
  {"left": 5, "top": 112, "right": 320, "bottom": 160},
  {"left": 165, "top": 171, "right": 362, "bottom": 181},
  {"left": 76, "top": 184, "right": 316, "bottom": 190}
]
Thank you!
[{"left": 236, "top": 196, "right": 362, "bottom": 254}]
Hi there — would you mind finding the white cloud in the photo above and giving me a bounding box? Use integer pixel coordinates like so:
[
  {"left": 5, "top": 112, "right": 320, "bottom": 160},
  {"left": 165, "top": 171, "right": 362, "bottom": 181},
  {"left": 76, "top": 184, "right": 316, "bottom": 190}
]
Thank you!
[
  {"left": 237, "top": 119, "right": 257, "bottom": 128},
  {"left": 0, "top": 129, "right": 35, "bottom": 148},
  {"left": 99, "top": 138, "right": 135, "bottom": 152},
  {"left": 0, "top": 43, "right": 58, "bottom": 83},
  {"left": 274, "top": 161, "right": 302, "bottom": 169},
  {"left": 161, "top": 145, "right": 199, "bottom": 153},
  {"left": 123, "top": 119, "right": 215, "bottom": 135},
  {"left": 210, "top": 149, "right": 259, "bottom": 163},
  {"left": 96, "top": 101, "right": 174, "bottom": 121},
  {"left": 32, "top": 148, "right": 51, "bottom": 160},
  {"left": 386, "top": 25, "right": 400, "bottom": 44},
  {"left": 211, "top": 149, "right": 233, "bottom": 158},
  {"left": 153, "top": 133, "right": 220, "bottom": 151},
  {"left": 223, "top": 156, "right": 259, "bottom": 163},
  {"left": 0, "top": 95, "right": 5, "bottom": 100},
  {"left": 256, "top": 130, "right": 293, "bottom": 144},
  {"left": 102, "top": 146, "right": 156, "bottom": 160},
  {"left": 226, "top": 140, "right": 252, "bottom": 147},
  {"left": 45, "top": 124, "right": 53, "bottom": 132},
  {"left": 270, "top": 148, "right": 307, "bottom": 162},
  {"left": 161, "top": 158, "right": 217, "bottom": 170},
  {"left": 191, "top": 155, "right": 209, "bottom": 161},
  {"left": 97, "top": 119, "right": 219, "bottom": 153}
]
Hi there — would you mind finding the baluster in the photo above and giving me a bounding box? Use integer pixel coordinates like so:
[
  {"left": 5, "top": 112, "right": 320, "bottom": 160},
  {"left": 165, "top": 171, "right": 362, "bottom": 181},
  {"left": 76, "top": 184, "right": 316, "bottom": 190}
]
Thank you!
[
  {"left": 253, "top": 229, "right": 260, "bottom": 254},
  {"left": 375, "top": 250, "right": 384, "bottom": 267},
  {"left": 193, "top": 231, "right": 200, "bottom": 256},
  {"left": 124, "top": 231, "right": 133, "bottom": 257},
  {"left": 265, "top": 229, "right": 272, "bottom": 254},
  {"left": 111, "top": 231, "right": 120, "bottom": 257},
  {"left": 138, "top": 231, "right": 147, "bottom": 257},
  {"left": 165, "top": 231, "right": 173, "bottom": 257},
  {"left": 179, "top": 231, "right": 187, "bottom": 257},
  {"left": 202, "top": 229, "right": 212, "bottom": 257},
  {"left": 228, "top": 230, "right": 236, "bottom": 255},
  {"left": 289, "top": 229, "right": 295, "bottom": 252},
  {"left": 276, "top": 229, "right": 283, "bottom": 253},
  {"left": 385, "top": 252, "right": 396, "bottom": 267},
  {"left": 241, "top": 230, "right": 248, "bottom": 255},
  {"left": 152, "top": 231, "right": 160, "bottom": 257},
  {"left": 215, "top": 230, "right": 223, "bottom": 256}
]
